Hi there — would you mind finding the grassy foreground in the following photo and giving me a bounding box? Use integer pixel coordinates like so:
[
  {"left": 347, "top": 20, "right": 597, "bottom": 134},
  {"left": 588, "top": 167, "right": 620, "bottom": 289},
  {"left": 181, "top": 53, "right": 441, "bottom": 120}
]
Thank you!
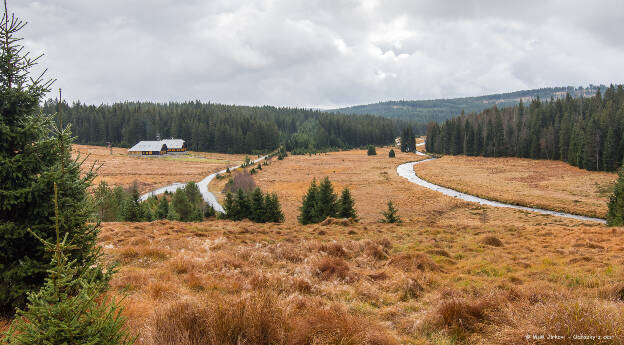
[
  {"left": 39, "top": 145, "right": 620, "bottom": 344},
  {"left": 99, "top": 218, "right": 622, "bottom": 344}
]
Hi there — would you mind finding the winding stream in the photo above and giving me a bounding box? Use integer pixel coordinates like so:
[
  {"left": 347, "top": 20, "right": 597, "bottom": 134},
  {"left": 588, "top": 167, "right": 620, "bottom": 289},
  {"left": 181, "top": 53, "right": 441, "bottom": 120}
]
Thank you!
[
  {"left": 140, "top": 156, "right": 267, "bottom": 213},
  {"left": 397, "top": 159, "right": 606, "bottom": 224}
]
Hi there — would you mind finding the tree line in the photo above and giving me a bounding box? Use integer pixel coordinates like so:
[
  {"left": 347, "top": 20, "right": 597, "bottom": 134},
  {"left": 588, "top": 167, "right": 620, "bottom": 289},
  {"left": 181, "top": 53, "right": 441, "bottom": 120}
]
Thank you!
[
  {"left": 426, "top": 85, "right": 624, "bottom": 172},
  {"left": 43, "top": 100, "right": 423, "bottom": 154},
  {"left": 93, "top": 181, "right": 216, "bottom": 222}
]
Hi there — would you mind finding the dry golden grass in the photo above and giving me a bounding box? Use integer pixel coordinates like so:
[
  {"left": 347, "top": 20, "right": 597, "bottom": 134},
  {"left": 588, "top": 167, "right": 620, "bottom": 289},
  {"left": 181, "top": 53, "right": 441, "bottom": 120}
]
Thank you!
[
  {"left": 73, "top": 144, "right": 248, "bottom": 193},
  {"left": 414, "top": 155, "right": 616, "bottom": 219},
  {"left": 98, "top": 216, "right": 622, "bottom": 344},
  {"left": 49, "top": 144, "right": 624, "bottom": 344},
  {"left": 253, "top": 146, "right": 430, "bottom": 223}
]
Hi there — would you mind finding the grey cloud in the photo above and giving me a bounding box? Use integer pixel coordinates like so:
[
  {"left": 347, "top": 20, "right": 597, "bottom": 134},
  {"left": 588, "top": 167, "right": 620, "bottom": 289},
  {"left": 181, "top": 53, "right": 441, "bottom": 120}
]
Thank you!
[{"left": 11, "top": 0, "right": 624, "bottom": 108}]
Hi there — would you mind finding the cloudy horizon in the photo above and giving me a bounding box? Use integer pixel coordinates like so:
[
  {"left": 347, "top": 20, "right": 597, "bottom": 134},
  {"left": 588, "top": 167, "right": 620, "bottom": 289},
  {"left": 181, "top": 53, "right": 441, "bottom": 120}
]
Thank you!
[{"left": 14, "top": 0, "right": 624, "bottom": 109}]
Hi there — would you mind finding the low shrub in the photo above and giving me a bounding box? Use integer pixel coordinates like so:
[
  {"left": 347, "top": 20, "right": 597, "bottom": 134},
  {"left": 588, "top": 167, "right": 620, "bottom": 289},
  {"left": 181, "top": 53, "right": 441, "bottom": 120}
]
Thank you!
[
  {"left": 482, "top": 236, "right": 504, "bottom": 247},
  {"left": 314, "top": 257, "right": 354, "bottom": 281}
]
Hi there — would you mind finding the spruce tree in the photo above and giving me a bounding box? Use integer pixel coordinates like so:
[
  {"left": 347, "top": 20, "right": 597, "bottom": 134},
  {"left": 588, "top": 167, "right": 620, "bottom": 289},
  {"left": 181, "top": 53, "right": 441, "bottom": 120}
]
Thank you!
[
  {"left": 235, "top": 188, "right": 251, "bottom": 220},
  {"left": 183, "top": 182, "right": 202, "bottom": 206},
  {"left": 223, "top": 192, "right": 237, "bottom": 220},
  {"left": 171, "top": 189, "right": 193, "bottom": 222},
  {"left": 203, "top": 204, "right": 216, "bottom": 219},
  {"left": 380, "top": 201, "right": 402, "bottom": 223},
  {"left": 607, "top": 165, "right": 624, "bottom": 226},
  {"left": 156, "top": 197, "right": 169, "bottom": 220},
  {"left": 121, "top": 185, "right": 143, "bottom": 222},
  {"left": 367, "top": 145, "right": 377, "bottom": 155},
  {"left": 264, "top": 193, "right": 285, "bottom": 223},
  {"left": 4, "top": 184, "right": 133, "bottom": 344},
  {"left": 93, "top": 181, "right": 117, "bottom": 222},
  {"left": 0, "top": 3, "right": 99, "bottom": 315},
  {"left": 250, "top": 187, "right": 265, "bottom": 222},
  {"left": 315, "top": 177, "right": 338, "bottom": 221},
  {"left": 388, "top": 149, "right": 395, "bottom": 158},
  {"left": 298, "top": 178, "right": 319, "bottom": 225},
  {"left": 337, "top": 187, "right": 358, "bottom": 220},
  {"left": 166, "top": 205, "right": 179, "bottom": 221}
]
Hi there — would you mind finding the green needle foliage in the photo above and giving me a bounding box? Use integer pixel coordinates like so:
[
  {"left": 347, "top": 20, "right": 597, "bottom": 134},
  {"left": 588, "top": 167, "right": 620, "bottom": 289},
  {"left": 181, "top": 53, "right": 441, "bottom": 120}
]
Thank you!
[
  {"left": 3, "top": 184, "right": 133, "bottom": 345},
  {"left": 156, "top": 196, "right": 169, "bottom": 219},
  {"left": 298, "top": 179, "right": 319, "bottom": 225},
  {"left": 299, "top": 178, "right": 357, "bottom": 224},
  {"left": 607, "top": 164, "right": 624, "bottom": 226},
  {"left": 388, "top": 149, "right": 396, "bottom": 158},
  {"left": 400, "top": 127, "right": 416, "bottom": 152},
  {"left": 315, "top": 177, "right": 338, "bottom": 221},
  {"left": 0, "top": 2, "right": 99, "bottom": 315},
  {"left": 337, "top": 187, "right": 358, "bottom": 221},
  {"left": 264, "top": 192, "right": 285, "bottom": 223},
  {"left": 427, "top": 86, "right": 624, "bottom": 172},
  {"left": 380, "top": 201, "right": 402, "bottom": 224},
  {"left": 367, "top": 145, "right": 377, "bottom": 155},
  {"left": 222, "top": 187, "right": 284, "bottom": 223}
]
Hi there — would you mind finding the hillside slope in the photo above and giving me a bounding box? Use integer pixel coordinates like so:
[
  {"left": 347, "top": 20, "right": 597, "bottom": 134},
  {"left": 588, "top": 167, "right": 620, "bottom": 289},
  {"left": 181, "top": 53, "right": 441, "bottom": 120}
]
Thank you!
[{"left": 331, "top": 85, "right": 606, "bottom": 122}]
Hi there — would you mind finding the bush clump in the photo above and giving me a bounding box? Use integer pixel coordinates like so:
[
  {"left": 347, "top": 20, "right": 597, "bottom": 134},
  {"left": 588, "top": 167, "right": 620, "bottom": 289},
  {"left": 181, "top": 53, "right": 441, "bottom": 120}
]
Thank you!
[
  {"left": 298, "top": 177, "right": 358, "bottom": 224},
  {"left": 367, "top": 145, "right": 377, "bottom": 156}
]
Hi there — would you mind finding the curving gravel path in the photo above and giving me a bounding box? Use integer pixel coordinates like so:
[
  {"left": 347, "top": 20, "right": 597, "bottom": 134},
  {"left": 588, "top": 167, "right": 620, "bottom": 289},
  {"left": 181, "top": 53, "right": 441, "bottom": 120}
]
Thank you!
[
  {"left": 140, "top": 156, "right": 267, "bottom": 213},
  {"left": 397, "top": 158, "right": 606, "bottom": 223}
]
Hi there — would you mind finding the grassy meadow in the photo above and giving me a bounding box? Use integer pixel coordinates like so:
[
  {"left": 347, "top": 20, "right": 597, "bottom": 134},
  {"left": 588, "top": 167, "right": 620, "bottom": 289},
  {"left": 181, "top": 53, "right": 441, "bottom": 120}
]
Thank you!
[{"left": 81, "top": 145, "right": 624, "bottom": 344}]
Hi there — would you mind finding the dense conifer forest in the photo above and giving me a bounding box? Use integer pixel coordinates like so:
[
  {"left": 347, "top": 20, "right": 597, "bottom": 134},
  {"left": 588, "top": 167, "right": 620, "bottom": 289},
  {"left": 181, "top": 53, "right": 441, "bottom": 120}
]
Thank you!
[
  {"left": 44, "top": 101, "right": 424, "bottom": 153},
  {"left": 426, "top": 85, "right": 624, "bottom": 172},
  {"left": 332, "top": 85, "right": 607, "bottom": 122}
]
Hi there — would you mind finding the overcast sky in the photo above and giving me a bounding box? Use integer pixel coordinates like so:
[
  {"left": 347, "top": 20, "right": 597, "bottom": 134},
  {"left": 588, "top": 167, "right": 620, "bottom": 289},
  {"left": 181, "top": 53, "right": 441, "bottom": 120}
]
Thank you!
[{"left": 13, "top": 0, "right": 624, "bottom": 108}]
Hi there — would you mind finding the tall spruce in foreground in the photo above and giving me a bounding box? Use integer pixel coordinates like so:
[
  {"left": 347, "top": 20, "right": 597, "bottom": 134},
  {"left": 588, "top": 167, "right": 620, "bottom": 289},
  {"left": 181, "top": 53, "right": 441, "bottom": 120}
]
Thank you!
[
  {"left": 607, "top": 165, "right": 624, "bottom": 226},
  {"left": 4, "top": 184, "right": 133, "bottom": 345},
  {"left": 0, "top": 2, "right": 98, "bottom": 316}
]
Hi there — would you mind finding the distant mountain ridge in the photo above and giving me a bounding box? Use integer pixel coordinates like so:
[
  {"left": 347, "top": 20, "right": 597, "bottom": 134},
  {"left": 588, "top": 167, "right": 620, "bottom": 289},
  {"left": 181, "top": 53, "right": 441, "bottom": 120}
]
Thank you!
[{"left": 330, "top": 85, "right": 609, "bottom": 123}]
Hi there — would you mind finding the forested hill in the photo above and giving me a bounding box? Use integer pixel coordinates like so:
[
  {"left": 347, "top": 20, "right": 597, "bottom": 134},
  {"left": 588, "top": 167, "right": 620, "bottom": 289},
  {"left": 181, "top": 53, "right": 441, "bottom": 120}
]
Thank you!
[
  {"left": 44, "top": 101, "right": 425, "bottom": 154},
  {"left": 331, "top": 85, "right": 608, "bottom": 123},
  {"left": 426, "top": 84, "right": 624, "bottom": 172}
]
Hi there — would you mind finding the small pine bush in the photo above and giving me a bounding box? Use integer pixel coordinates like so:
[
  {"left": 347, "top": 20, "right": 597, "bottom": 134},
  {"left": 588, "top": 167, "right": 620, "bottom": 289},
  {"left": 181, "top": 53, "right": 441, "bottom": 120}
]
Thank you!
[
  {"left": 380, "top": 201, "right": 402, "bottom": 223},
  {"left": 367, "top": 145, "right": 377, "bottom": 156},
  {"left": 388, "top": 149, "right": 395, "bottom": 158}
]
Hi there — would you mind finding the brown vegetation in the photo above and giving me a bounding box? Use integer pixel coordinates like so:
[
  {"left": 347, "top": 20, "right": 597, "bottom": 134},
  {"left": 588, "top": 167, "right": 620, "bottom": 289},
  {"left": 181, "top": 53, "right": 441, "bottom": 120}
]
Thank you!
[
  {"left": 414, "top": 155, "right": 616, "bottom": 218},
  {"left": 97, "top": 213, "right": 622, "bottom": 344},
  {"left": 74, "top": 144, "right": 246, "bottom": 193},
  {"left": 75, "top": 145, "right": 622, "bottom": 344}
]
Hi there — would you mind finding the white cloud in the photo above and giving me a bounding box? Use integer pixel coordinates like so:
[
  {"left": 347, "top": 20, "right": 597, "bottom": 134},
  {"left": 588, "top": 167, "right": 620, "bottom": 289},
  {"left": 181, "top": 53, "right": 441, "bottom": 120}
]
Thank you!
[{"left": 11, "top": 0, "right": 624, "bottom": 108}]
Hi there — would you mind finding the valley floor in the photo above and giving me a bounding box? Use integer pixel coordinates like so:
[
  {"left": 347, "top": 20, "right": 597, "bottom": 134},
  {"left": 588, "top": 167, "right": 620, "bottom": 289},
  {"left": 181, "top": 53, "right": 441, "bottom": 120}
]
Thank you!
[
  {"left": 94, "top": 146, "right": 622, "bottom": 344},
  {"left": 74, "top": 145, "right": 248, "bottom": 193}
]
